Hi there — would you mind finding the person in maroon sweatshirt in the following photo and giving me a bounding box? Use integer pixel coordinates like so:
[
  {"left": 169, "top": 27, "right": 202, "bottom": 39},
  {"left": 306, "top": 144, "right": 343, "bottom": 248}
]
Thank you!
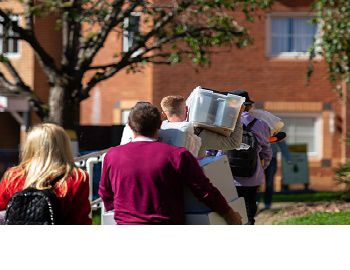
[{"left": 99, "top": 102, "right": 242, "bottom": 225}]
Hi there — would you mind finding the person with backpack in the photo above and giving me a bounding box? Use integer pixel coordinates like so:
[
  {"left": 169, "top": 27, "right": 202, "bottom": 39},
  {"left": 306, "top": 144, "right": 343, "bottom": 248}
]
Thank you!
[
  {"left": 223, "top": 90, "right": 272, "bottom": 225},
  {"left": 0, "top": 123, "right": 92, "bottom": 225}
]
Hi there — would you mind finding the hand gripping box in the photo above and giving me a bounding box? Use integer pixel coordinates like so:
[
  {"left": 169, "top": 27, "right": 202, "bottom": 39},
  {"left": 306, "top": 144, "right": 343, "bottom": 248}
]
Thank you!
[{"left": 185, "top": 197, "right": 248, "bottom": 225}]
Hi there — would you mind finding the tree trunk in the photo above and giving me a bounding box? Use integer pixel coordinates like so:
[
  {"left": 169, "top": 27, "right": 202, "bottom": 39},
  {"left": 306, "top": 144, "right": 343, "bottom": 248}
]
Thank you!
[{"left": 48, "top": 84, "right": 80, "bottom": 130}]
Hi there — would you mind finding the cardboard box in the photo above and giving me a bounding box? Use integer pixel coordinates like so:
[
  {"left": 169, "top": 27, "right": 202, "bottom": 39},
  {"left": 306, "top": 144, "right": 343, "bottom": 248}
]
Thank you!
[
  {"left": 185, "top": 197, "right": 248, "bottom": 225},
  {"left": 184, "top": 155, "right": 238, "bottom": 213}
]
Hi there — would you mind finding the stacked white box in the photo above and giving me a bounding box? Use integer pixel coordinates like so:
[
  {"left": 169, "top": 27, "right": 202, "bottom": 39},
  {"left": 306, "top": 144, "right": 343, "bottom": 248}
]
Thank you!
[
  {"left": 102, "top": 210, "right": 116, "bottom": 225},
  {"left": 185, "top": 197, "right": 248, "bottom": 225},
  {"left": 184, "top": 155, "right": 248, "bottom": 225},
  {"left": 184, "top": 155, "right": 238, "bottom": 213}
]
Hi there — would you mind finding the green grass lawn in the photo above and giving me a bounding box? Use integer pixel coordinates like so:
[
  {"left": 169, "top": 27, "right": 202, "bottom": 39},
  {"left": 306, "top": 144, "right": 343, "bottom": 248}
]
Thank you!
[
  {"left": 270, "top": 192, "right": 344, "bottom": 203},
  {"left": 277, "top": 211, "right": 350, "bottom": 225},
  {"left": 92, "top": 209, "right": 101, "bottom": 225}
]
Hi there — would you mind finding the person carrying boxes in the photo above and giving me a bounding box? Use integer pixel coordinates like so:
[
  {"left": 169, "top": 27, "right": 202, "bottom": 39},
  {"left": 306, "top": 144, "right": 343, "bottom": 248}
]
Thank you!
[
  {"left": 99, "top": 102, "right": 242, "bottom": 225},
  {"left": 160, "top": 95, "right": 244, "bottom": 158},
  {"left": 223, "top": 90, "right": 272, "bottom": 225}
]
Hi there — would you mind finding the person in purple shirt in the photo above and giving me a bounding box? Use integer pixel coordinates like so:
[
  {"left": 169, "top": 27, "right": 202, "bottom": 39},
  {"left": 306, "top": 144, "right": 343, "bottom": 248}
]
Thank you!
[
  {"left": 99, "top": 102, "right": 242, "bottom": 225},
  {"left": 224, "top": 90, "right": 272, "bottom": 225}
]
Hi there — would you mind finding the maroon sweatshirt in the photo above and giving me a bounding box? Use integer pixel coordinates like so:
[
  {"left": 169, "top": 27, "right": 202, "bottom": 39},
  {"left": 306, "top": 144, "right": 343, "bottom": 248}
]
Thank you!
[{"left": 99, "top": 141, "right": 230, "bottom": 224}]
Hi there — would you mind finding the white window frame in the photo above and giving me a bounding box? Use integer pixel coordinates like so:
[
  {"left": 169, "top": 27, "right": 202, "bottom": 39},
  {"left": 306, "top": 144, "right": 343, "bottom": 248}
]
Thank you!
[
  {"left": 275, "top": 112, "right": 323, "bottom": 159},
  {"left": 0, "top": 15, "right": 21, "bottom": 58},
  {"left": 266, "top": 12, "right": 320, "bottom": 60},
  {"left": 122, "top": 12, "right": 141, "bottom": 53}
]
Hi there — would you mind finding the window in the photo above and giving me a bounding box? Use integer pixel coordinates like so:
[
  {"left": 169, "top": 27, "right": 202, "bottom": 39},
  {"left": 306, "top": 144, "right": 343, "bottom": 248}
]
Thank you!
[
  {"left": 123, "top": 14, "right": 140, "bottom": 52},
  {"left": 0, "top": 15, "right": 20, "bottom": 56},
  {"left": 269, "top": 16, "right": 318, "bottom": 57},
  {"left": 121, "top": 109, "right": 131, "bottom": 125},
  {"left": 277, "top": 114, "right": 322, "bottom": 157}
]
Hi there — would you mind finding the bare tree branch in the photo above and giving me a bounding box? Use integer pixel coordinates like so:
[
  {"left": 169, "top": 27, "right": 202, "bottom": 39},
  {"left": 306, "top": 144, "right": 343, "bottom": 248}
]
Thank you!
[
  {"left": 0, "top": 8, "right": 59, "bottom": 81},
  {"left": 0, "top": 71, "right": 18, "bottom": 92},
  {"left": 1, "top": 57, "right": 27, "bottom": 86},
  {"left": 80, "top": 22, "right": 243, "bottom": 100},
  {"left": 77, "top": 0, "right": 146, "bottom": 71},
  {"left": 0, "top": 70, "right": 48, "bottom": 118}
]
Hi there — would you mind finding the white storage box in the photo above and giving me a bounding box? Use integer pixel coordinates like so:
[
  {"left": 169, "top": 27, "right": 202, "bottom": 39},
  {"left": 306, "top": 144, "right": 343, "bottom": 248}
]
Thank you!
[
  {"left": 184, "top": 155, "right": 238, "bottom": 213},
  {"left": 250, "top": 109, "right": 284, "bottom": 136},
  {"left": 185, "top": 197, "right": 248, "bottom": 225},
  {"left": 120, "top": 124, "right": 134, "bottom": 145},
  {"left": 186, "top": 86, "right": 245, "bottom": 136},
  {"left": 102, "top": 210, "right": 116, "bottom": 225},
  {"left": 159, "top": 121, "right": 202, "bottom": 157}
]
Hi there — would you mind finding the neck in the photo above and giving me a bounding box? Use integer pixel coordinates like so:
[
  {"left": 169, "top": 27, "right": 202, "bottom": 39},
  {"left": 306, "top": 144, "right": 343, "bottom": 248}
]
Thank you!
[
  {"left": 167, "top": 115, "right": 186, "bottom": 122},
  {"left": 134, "top": 133, "right": 158, "bottom": 140}
]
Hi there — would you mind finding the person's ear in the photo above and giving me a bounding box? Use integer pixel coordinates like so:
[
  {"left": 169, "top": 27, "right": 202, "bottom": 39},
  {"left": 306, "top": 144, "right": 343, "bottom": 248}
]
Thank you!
[{"left": 161, "top": 111, "right": 168, "bottom": 120}]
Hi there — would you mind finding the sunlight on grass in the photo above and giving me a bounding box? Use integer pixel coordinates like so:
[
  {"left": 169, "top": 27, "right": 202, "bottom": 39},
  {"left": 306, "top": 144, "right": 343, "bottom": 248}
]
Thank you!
[{"left": 277, "top": 211, "right": 350, "bottom": 225}]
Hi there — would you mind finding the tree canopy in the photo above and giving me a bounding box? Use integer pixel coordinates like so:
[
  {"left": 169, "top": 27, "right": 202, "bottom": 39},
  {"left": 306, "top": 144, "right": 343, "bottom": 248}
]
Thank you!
[
  {"left": 312, "top": 0, "right": 350, "bottom": 93},
  {"left": 0, "top": 0, "right": 272, "bottom": 127}
]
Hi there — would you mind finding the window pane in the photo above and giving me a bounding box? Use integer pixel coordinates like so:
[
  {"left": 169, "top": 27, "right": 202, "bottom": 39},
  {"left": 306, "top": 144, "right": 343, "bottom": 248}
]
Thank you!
[
  {"left": 12, "top": 38, "right": 18, "bottom": 53},
  {"left": 123, "top": 15, "right": 140, "bottom": 52},
  {"left": 270, "top": 16, "right": 317, "bottom": 54},
  {"left": 0, "top": 16, "right": 20, "bottom": 54},
  {"left": 3, "top": 37, "right": 8, "bottom": 53},
  {"left": 271, "top": 17, "right": 289, "bottom": 54},
  {"left": 291, "top": 18, "right": 316, "bottom": 52},
  {"left": 279, "top": 116, "right": 317, "bottom": 154},
  {"left": 295, "top": 136, "right": 315, "bottom": 152}
]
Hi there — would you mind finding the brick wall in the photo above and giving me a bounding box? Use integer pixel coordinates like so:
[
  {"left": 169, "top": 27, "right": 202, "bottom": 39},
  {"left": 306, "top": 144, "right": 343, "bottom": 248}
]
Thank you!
[{"left": 80, "top": 26, "right": 153, "bottom": 125}]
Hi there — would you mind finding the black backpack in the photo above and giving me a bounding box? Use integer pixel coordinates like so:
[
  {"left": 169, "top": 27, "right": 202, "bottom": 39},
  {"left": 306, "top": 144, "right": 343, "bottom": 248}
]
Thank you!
[
  {"left": 225, "top": 119, "right": 259, "bottom": 177},
  {"left": 5, "top": 187, "right": 61, "bottom": 225}
]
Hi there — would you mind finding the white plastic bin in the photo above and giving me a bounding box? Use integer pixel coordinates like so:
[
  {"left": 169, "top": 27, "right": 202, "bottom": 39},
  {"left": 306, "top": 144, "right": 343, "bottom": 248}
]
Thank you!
[{"left": 187, "top": 86, "right": 245, "bottom": 134}]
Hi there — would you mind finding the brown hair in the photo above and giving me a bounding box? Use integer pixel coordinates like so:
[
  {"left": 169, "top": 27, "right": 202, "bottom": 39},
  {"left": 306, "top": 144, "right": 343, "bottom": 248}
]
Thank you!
[
  {"left": 128, "top": 102, "right": 162, "bottom": 137},
  {"left": 160, "top": 95, "right": 186, "bottom": 117}
]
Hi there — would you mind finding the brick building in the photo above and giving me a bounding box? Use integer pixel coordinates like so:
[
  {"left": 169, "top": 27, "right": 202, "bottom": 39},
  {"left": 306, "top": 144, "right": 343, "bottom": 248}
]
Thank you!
[
  {"left": 81, "top": 0, "right": 348, "bottom": 191},
  {"left": 1, "top": 0, "right": 349, "bottom": 190}
]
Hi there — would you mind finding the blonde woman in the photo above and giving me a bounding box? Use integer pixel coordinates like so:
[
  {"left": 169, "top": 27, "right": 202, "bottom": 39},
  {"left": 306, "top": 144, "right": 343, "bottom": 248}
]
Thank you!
[{"left": 0, "top": 123, "right": 92, "bottom": 225}]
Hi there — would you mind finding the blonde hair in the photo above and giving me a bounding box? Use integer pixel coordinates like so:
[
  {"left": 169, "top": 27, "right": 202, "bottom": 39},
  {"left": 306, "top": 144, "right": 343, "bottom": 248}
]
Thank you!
[
  {"left": 160, "top": 95, "right": 186, "bottom": 117},
  {"left": 6, "top": 123, "right": 82, "bottom": 192}
]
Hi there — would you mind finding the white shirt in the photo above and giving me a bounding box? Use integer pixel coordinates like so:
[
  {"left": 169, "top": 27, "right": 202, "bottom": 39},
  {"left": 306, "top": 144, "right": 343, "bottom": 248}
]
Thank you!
[{"left": 132, "top": 136, "right": 157, "bottom": 142}]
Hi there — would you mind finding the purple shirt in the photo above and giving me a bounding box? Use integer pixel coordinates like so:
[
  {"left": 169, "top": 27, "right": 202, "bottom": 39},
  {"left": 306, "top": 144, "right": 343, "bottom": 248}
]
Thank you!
[
  {"left": 99, "top": 141, "right": 230, "bottom": 224},
  {"left": 234, "top": 111, "right": 272, "bottom": 187}
]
